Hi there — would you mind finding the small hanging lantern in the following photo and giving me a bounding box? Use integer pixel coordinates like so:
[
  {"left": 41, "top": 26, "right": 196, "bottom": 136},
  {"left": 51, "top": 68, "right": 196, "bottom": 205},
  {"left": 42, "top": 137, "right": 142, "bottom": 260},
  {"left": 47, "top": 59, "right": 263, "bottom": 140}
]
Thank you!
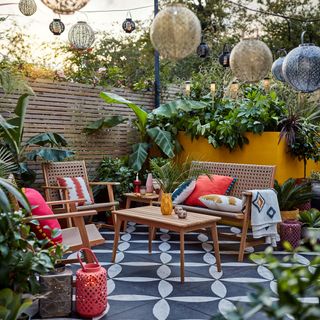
[
  {"left": 122, "top": 12, "right": 135, "bottom": 33},
  {"left": 150, "top": 4, "right": 201, "bottom": 61},
  {"left": 197, "top": 36, "right": 210, "bottom": 58},
  {"left": 230, "top": 38, "right": 273, "bottom": 83},
  {"left": 41, "top": 0, "right": 90, "bottom": 15},
  {"left": 219, "top": 44, "right": 231, "bottom": 68},
  {"left": 282, "top": 31, "right": 320, "bottom": 93},
  {"left": 76, "top": 249, "right": 107, "bottom": 318},
  {"left": 49, "top": 18, "right": 65, "bottom": 35},
  {"left": 69, "top": 21, "right": 95, "bottom": 50},
  {"left": 271, "top": 49, "right": 287, "bottom": 83},
  {"left": 19, "top": 0, "right": 37, "bottom": 16}
]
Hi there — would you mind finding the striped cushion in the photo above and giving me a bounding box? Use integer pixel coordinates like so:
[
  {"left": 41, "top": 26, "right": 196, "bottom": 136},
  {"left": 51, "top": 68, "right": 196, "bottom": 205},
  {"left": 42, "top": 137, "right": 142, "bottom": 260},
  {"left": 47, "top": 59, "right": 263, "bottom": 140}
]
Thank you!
[
  {"left": 172, "top": 179, "right": 196, "bottom": 204},
  {"left": 57, "top": 177, "right": 93, "bottom": 206}
]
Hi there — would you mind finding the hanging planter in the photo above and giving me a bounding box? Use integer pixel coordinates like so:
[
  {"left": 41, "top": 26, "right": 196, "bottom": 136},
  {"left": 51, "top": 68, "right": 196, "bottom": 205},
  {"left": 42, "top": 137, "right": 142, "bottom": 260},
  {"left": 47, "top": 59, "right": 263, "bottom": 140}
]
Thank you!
[
  {"left": 282, "top": 31, "right": 320, "bottom": 93},
  {"left": 19, "top": 0, "right": 37, "bottom": 16},
  {"left": 49, "top": 18, "right": 65, "bottom": 35},
  {"left": 271, "top": 49, "right": 287, "bottom": 82},
  {"left": 41, "top": 0, "right": 90, "bottom": 15},
  {"left": 122, "top": 12, "right": 135, "bottom": 33},
  {"left": 68, "top": 21, "right": 95, "bottom": 50},
  {"left": 218, "top": 44, "right": 231, "bottom": 68},
  {"left": 150, "top": 4, "right": 201, "bottom": 60},
  {"left": 230, "top": 38, "right": 273, "bottom": 83},
  {"left": 197, "top": 36, "right": 210, "bottom": 58}
]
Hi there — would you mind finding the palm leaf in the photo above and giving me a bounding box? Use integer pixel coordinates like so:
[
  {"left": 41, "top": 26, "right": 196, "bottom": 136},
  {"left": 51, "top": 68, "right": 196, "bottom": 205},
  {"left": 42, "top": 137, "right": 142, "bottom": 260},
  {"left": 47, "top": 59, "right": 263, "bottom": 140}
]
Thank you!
[
  {"left": 25, "top": 132, "right": 68, "bottom": 147},
  {"left": 26, "top": 148, "right": 75, "bottom": 162},
  {"left": 84, "top": 115, "right": 127, "bottom": 134},
  {"left": 129, "top": 143, "right": 149, "bottom": 172},
  {"left": 147, "top": 127, "right": 175, "bottom": 158},
  {"left": 0, "top": 147, "right": 16, "bottom": 179}
]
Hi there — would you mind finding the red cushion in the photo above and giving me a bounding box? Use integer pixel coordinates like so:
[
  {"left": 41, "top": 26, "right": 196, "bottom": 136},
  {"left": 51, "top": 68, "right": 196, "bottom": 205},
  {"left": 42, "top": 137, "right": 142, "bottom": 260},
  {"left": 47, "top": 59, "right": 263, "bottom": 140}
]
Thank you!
[
  {"left": 23, "top": 188, "right": 63, "bottom": 245},
  {"left": 184, "top": 175, "right": 236, "bottom": 207}
]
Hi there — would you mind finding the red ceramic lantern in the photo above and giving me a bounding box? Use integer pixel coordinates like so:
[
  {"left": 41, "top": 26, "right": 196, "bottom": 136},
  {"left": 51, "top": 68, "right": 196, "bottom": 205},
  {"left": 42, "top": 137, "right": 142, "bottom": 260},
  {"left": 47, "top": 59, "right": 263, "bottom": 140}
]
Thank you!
[{"left": 76, "top": 248, "right": 107, "bottom": 318}]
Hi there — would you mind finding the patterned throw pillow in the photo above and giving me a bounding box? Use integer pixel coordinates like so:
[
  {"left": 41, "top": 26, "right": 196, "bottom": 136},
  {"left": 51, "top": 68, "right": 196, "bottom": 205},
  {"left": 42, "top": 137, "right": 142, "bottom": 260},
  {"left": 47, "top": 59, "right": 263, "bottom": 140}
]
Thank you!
[
  {"left": 199, "top": 194, "right": 243, "bottom": 212},
  {"left": 57, "top": 177, "right": 93, "bottom": 206},
  {"left": 172, "top": 179, "right": 196, "bottom": 204},
  {"left": 23, "top": 188, "right": 63, "bottom": 245},
  {"left": 184, "top": 175, "right": 237, "bottom": 207}
]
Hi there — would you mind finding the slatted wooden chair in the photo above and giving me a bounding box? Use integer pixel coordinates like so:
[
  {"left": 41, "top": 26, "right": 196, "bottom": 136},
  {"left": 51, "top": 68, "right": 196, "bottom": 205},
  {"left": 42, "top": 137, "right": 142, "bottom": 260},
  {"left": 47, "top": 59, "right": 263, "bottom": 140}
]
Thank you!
[{"left": 42, "top": 160, "right": 120, "bottom": 228}]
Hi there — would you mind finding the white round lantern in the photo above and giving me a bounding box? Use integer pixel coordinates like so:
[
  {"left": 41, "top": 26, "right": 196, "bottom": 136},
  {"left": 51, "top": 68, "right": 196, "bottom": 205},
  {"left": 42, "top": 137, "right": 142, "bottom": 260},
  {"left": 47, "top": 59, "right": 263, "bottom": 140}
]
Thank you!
[
  {"left": 41, "top": 0, "right": 90, "bottom": 15},
  {"left": 150, "top": 4, "right": 201, "bottom": 60},
  {"left": 230, "top": 38, "right": 273, "bottom": 83},
  {"left": 68, "top": 21, "right": 95, "bottom": 50},
  {"left": 19, "top": 0, "right": 37, "bottom": 16}
]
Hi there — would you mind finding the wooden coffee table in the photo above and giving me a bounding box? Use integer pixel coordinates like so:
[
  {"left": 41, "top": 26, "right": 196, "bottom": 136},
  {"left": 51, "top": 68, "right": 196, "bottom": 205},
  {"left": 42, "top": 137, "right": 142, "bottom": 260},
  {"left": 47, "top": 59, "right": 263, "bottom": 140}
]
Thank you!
[
  {"left": 124, "top": 192, "right": 159, "bottom": 208},
  {"left": 111, "top": 206, "right": 221, "bottom": 283}
]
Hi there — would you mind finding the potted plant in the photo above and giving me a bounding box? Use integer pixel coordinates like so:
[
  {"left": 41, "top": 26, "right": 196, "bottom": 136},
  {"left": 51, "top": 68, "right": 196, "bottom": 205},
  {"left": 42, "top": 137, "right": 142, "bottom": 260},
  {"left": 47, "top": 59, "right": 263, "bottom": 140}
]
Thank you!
[
  {"left": 298, "top": 208, "right": 320, "bottom": 240},
  {"left": 274, "top": 178, "right": 313, "bottom": 221},
  {"left": 310, "top": 170, "right": 320, "bottom": 210}
]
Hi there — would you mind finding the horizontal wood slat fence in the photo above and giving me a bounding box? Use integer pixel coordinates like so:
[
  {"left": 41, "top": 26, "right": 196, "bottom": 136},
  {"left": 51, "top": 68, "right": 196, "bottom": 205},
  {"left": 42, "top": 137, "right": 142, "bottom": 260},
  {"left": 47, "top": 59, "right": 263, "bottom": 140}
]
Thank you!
[{"left": 0, "top": 79, "right": 181, "bottom": 186}]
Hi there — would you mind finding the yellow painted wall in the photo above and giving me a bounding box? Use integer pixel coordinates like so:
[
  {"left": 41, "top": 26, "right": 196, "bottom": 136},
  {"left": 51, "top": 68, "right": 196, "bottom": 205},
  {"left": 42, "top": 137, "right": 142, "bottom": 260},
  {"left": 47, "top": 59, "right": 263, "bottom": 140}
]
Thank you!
[{"left": 177, "top": 132, "right": 320, "bottom": 183}]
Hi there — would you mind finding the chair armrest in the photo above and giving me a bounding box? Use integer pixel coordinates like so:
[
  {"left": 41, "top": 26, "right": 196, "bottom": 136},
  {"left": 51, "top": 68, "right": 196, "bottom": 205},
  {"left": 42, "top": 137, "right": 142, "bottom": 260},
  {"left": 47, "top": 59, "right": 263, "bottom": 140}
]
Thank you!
[
  {"left": 89, "top": 181, "right": 120, "bottom": 186},
  {"left": 46, "top": 199, "right": 86, "bottom": 206},
  {"left": 24, "top": 210, "right": 97, "bottom": 221},
  {"left": 42, "top": 185, "right": 71, "bottom": 190}
]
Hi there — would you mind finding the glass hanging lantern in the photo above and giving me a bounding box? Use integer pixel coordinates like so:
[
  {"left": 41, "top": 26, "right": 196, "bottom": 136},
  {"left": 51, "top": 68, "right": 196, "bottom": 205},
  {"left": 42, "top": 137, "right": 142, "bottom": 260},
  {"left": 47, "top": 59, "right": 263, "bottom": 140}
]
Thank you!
[
  {"left": 49, "top": 18, "right": 65, "bottom": 35},
  {"left": 41, "top": 0, "right": 90, "bottom": 15},
  {"left": 150, "top": 4, "right": 201, "bottom": 61},
  {"left": 271, "top": 49, "right": 287, "bottom": 83},
  {"left": 197, "top": 36, "right": 210, "bottom": 58},
  {"left": 19, "top": 0, "right": 37, "bottom": 16},
  {"left": 122, "top": 12, "right": 135, "bottom": 33},
  {"left": 68, "top": 21, "right": 95, "bottom": 50},
  {"left": 219, "top": 44, "right": 231, "bottom": 68},
  {"left": 230, "top": 38, "right": 273, "bottom": 83},
  {"left": 282, "top": 31, "right": 320, "bottom": 93}
]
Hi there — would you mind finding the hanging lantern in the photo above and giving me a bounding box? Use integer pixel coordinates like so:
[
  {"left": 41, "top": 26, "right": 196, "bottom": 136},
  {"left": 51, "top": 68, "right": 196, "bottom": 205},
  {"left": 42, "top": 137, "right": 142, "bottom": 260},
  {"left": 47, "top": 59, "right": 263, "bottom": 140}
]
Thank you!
[
  {"left": 19, "top": 0, "right": 37, "bottom": 16},
  {"left": 271, "top": 49, "right": 287, "bottom": 82},
  {"left": 230, "top": 38, "right": 273, "bottom": 83},
  {"left": 197, "top": 36, "right": 210, "bottom": 58},
  {"left": 49, "top": 18, "right": 65, "bottom": 35},
  {"left": 219, "top": 44, "right": 231, "bottom": 68},
  {"left": 69, "top": 21, "right": 95, "bottom": 50},
  {"left": 150, "top": 4, "right": 201, "bottom": 61},
  {"left": 122, "top": 12, "right": 135, "bottom": 33},
  {"left": 282, "top": 32, "right": 320, "bottom": 93},
  {"left": 41, "top": 0, "right": 90, "bottom": 15},
  {"left": 76, "top": 249, "right": 107, "bottom": 318}
]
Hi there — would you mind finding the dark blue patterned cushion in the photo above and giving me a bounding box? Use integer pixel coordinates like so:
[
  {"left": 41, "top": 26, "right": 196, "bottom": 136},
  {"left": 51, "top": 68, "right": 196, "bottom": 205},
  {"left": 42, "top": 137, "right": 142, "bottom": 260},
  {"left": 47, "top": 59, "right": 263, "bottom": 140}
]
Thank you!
[{"left": 172, "top": 179, "right": 196, "bottom": 204}]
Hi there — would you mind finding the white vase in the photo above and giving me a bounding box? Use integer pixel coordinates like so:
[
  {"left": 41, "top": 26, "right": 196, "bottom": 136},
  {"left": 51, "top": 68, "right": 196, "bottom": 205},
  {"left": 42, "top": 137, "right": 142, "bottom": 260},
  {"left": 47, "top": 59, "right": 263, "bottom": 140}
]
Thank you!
[{"left": 146, "top": 173, "right": 154, "bottom": 193}]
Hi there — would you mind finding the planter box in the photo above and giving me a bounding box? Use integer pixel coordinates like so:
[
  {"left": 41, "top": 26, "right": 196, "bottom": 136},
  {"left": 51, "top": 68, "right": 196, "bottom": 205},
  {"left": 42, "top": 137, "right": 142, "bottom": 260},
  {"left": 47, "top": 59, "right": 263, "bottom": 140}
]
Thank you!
[{"left": 177, "top": 132, "right": 320, "bottom": 183}]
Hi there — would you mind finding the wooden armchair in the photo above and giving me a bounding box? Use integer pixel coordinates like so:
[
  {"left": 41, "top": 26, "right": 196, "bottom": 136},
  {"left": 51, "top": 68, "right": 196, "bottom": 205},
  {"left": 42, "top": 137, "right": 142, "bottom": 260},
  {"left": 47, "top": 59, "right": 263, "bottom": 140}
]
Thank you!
[{"left": 42, "top": 160, "right": 120, "bottom": 228}]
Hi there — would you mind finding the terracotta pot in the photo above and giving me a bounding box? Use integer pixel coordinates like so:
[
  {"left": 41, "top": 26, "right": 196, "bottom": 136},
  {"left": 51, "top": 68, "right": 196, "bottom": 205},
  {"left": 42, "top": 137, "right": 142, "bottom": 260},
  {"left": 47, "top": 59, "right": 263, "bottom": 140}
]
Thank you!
[
  {"left": 281, "top": 209, "right": 299, "bottom": 221},
  {"left": 160, "top": 193, "right": 173, "bottom": 215}
]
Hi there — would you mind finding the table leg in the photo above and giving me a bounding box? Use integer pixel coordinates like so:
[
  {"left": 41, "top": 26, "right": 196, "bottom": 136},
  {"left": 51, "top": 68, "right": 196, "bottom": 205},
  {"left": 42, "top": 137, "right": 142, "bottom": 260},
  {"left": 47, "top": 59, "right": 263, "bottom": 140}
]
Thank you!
[
  {"left": 148, "top": 226, "right": 155, "bottom": 253},
  {"left": 112, "top": 216, "right": 122, "bottom": 263},
  {"left": 210, "top": 223, "right": 221, "bottom": 272},
  {"left": 180, "top": 230, "right": 185, "bottom": 283},
  {"left": 125, "top": 197, "right": 131, "bottom": 209}
]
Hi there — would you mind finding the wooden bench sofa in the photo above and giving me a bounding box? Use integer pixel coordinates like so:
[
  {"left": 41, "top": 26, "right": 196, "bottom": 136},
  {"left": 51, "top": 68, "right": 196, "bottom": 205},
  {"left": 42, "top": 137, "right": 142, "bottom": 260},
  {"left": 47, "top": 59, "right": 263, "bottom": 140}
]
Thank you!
[{"left": 180, "top": 161, "right": 276, "bottom": 262}]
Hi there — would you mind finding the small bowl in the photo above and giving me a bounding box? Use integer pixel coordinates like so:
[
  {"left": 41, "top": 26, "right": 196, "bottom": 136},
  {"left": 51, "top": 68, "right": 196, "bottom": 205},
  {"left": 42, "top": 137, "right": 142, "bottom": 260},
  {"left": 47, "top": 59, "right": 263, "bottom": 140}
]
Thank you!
[{"left": 177, "top": 210, "right": 187, "bottom": 219}]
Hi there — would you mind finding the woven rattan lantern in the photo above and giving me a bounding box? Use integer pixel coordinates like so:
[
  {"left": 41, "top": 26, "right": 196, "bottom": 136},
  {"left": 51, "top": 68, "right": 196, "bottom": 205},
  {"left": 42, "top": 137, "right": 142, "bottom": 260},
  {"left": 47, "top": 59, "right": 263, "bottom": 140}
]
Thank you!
[
  {"left": 69, "top": 21, "right": 95, "bottom": 50},
  {"left": 41, "top": 0, "right": 90, "bottom": 15},
  {"left": 150, "top": 4, "right": 201, "bottom": 60},
  {"left": 282, "top": 32, "right": 320, "bottom": 93},
  {"left": 49, "top": 18, "right": 65, "bottom": 35},
  {"left": 230, "top": 38, "right": 273, "bottom": 83},
  {"left": 19, "top": 0, "right": 37, "bottom": 16}
]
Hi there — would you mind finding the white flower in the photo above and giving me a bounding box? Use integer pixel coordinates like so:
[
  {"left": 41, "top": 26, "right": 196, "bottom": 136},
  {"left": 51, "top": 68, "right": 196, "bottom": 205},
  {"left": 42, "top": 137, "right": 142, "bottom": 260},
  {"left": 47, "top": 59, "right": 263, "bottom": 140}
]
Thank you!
[
  {"left": 120, "top": 56, "right": 127, "bottom": 61},
  {"left": 56, "top": 70, "right": 66, "bottom": 78},
  {"left": 97, "top": 67, "right": 106, "bottom": 74}
]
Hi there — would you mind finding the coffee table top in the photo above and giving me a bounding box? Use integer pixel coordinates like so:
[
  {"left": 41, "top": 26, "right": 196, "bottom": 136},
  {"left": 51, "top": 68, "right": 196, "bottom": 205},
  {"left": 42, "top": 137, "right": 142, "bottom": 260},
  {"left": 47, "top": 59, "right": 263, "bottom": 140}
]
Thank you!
[{"left": 112, "top": 205, "right": 221, "bottom": 229}]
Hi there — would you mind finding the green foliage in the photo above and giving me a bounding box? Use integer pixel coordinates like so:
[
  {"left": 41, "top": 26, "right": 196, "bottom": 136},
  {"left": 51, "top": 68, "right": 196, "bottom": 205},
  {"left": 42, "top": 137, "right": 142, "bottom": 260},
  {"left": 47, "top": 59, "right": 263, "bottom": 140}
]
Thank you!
[
  {"left": 227, "top": 242, "right": 320, "bottom": 320},
  {"left": 84, "top": 115, "right": 127, "bottom": 134},
  {"left": 274, "top": 178, "right": 313, "bottom": 211},
  {"left": 310, "top": 171, "right": 320, "bottom": 181},
  {"left": 299, "top": 209, "right": 320, "bottom": 228},
  {"left": 95, "top": 157, "right": 135, "bottom": 202}
]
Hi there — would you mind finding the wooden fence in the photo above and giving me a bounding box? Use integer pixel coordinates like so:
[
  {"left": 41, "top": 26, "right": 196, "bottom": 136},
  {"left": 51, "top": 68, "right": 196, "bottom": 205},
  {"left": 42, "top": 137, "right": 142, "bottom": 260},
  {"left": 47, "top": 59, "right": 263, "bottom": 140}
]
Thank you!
[{"left": 0, "top": 79, "right": 181, "bottom": 183}]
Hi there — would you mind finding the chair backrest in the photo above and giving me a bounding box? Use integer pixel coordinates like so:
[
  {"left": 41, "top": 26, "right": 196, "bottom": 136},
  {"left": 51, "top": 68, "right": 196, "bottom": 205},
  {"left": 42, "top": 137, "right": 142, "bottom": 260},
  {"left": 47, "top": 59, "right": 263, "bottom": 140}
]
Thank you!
[
  {"left": 42, "top": 160, "right": 91, "bottom": 201},
  {"left": 190, "top": 161, "right": 276, "bottom": 198}
]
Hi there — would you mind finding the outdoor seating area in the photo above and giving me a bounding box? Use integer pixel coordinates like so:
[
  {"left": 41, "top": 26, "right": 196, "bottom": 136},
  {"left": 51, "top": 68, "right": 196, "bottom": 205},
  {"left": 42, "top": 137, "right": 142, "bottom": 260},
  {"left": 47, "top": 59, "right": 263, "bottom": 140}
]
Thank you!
[{"left": 1, "top": 1, "right": 320, "bottom": 320}]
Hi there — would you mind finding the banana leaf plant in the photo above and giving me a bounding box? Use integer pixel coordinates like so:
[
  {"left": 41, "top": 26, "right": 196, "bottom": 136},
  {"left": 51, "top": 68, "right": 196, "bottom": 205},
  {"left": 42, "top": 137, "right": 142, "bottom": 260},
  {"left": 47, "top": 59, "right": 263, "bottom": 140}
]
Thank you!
[{"left": 0, "top": 94, "right": 75, "bottom": 185}]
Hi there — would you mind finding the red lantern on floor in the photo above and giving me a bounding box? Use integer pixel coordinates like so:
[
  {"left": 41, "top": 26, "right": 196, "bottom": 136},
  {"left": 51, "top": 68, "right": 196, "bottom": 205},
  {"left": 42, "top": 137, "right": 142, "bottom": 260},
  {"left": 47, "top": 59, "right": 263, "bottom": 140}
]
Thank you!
[{"left": 76, "top": 248, "right": 107, "bottom": 318}]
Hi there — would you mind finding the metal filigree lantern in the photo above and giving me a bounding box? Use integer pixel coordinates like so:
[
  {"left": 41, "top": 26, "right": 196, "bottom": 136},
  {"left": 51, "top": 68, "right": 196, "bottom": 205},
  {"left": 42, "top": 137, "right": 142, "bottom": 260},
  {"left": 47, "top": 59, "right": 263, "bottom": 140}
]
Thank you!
[
  {"left": 282, "top": 32, "right": 320, "bottom": 93},
  {"left": 230, "top": 38, "right": 273, "bottom": 83},
  {"left": 271, "top": 50, "right": 287, "bottom": 83},
  {"left": 68, "top": 21, "right": 95, "bottom": 50},
  {"left": 197, "top": 37, "right": 209, "bottom": 58},
  {"left": 41, "top": 0, "right": 90, "bottom": 15},
  {"left": 122, "top": 12, "right": 135, "bottom": 33},
  {"left": 49, "top": 18, "right": 65, "bottom": 35},
  {"left": 150, "top": 4, "right": 201, "bottom": 60},
  {"left": 19, "top": 0, "right": 37, "bottom": 16}
]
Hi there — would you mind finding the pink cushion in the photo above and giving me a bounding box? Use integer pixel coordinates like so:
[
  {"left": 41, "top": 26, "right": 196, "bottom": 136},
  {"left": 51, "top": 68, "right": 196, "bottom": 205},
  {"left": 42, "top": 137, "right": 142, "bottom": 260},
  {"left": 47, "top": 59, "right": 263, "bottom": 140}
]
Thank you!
[
  {"left": 184, "top": 175, "right": 236, "bottom": 207},
  {"left": 23, "top": 188, "right": 63, "bottom": 245},
  {"left": 57, "top": 177, "right": 93, "bottom": 206}
]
